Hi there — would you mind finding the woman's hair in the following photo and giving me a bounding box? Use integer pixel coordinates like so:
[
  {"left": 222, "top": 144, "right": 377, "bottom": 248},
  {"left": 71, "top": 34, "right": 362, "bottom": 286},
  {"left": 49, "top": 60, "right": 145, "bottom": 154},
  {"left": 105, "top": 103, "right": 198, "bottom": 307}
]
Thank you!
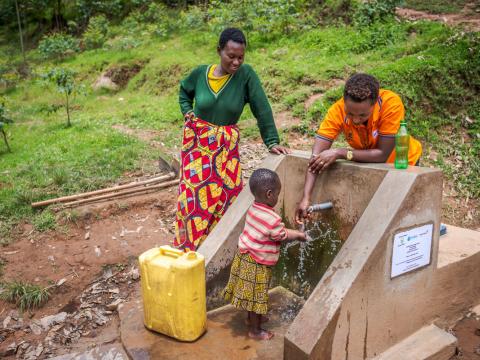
[
  {"left": 249, "top": 168, "right": 280, "bottom": 198},
  {"left": 344, "top": 73, "right": 380, "bottom": 104},
  {"left": 219, "top": 28, "right": 247, "bottom": 50}
]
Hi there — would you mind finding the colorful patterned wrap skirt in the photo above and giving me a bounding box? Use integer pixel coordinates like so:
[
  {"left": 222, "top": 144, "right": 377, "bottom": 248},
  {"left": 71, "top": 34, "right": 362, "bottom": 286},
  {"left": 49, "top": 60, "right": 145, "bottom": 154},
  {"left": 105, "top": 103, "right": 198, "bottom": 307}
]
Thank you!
[
  {"left": 174, "top": 117, "right": 243, "bottom": 251},
  {"left": 223, "top": 251, "right": 272, "bottom": 315}
]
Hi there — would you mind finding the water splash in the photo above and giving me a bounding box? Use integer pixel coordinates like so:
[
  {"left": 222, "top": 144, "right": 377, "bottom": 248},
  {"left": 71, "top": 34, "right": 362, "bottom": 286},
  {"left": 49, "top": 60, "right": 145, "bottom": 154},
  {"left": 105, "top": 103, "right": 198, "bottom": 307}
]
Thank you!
[{"left": 271, "top": 214, "right": 343, "bottom": 299}]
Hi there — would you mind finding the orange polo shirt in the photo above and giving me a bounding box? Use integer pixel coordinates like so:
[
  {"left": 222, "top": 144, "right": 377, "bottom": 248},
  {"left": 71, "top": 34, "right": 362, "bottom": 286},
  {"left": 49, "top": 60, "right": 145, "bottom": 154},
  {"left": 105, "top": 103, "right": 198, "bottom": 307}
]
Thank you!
[{"left": 316, "top": 89, "right": 422, "bottom": 165}]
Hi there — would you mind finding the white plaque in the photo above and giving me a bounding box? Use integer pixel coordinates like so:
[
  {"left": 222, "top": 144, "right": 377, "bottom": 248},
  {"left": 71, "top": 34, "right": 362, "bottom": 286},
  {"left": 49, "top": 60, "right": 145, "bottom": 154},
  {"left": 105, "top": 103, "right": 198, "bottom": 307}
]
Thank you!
[{"left": 391, "top": 223, "right": 433, "bottom": 278}]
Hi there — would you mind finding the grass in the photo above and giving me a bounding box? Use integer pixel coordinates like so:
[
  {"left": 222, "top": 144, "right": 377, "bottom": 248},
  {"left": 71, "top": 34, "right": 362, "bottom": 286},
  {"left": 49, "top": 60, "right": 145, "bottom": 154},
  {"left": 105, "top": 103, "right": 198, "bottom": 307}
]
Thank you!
[
  {"left": 0, "top": 10, "right": 479, "bottom": 237},
  {"left": 0, "top": 281, "right": 51, "bottom": 311}
]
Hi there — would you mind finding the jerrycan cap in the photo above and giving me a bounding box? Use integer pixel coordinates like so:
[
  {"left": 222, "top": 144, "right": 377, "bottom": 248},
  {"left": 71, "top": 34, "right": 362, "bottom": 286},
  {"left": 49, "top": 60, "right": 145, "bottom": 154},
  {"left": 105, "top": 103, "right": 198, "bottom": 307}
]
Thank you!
[{"left": 186, "top": 252, "right": 197, "bottom": 260}]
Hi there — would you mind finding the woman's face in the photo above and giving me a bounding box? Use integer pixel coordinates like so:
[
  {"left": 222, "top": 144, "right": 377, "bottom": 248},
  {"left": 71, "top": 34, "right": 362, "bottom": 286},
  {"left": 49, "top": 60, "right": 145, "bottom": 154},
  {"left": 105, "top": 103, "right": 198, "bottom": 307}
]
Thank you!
[
  {"left": 218, "top": 40, "right": 245, "bottom": 74},
  {"left": 344, "top": 99, "right": 375, "bottom": 126}
]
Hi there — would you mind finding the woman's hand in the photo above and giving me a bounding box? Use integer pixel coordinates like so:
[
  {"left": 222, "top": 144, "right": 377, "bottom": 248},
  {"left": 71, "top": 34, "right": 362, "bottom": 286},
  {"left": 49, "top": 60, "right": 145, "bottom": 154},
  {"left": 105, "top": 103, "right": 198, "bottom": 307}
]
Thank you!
[
  {"left": 308, "top": 149, "right": 339, "bottom": 173},
  {"left": 269, "top": 145, "right": 291, "bottom": 155},
  {"left": 295, "top": 197, "right": 310, "bottom": 224},
  {"left": 184, "top": 112, "right": 195, "bottom": 122}
]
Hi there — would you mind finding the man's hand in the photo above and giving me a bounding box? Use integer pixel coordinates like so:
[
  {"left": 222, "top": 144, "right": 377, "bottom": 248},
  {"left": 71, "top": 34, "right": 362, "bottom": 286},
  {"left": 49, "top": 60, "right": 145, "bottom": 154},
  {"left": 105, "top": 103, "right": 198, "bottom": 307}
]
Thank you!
[
  {"left": 308, "top": 149, "right": 340, "bottom": 173},
  {"left": 295, "top": 197, "right": 309, "bottom": 224},
  {"left": 269, "top": 144, "right": 291, "bottom": 155}
]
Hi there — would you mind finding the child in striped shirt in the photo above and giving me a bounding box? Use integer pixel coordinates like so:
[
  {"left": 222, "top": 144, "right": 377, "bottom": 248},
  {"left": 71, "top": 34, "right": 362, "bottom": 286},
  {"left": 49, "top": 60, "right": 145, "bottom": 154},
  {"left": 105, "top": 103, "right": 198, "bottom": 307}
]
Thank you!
[{"left": 223, "top": 168, "right": 306, "bottom": 340}]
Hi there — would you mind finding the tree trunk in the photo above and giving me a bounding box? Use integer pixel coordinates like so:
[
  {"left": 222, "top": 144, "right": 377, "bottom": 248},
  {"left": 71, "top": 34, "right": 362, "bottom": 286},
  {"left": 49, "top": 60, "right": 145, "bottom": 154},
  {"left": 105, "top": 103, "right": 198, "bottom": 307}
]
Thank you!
[
  {"left": 14, "top": 0, "right": 26, "bottom": 65},
  {"left": 1, "top": 129, "right": 11, "bottom": 152},
  {"left": 65, "top": 93, "right": 71, "bottom": 127},
  {"left": 56, "top": 0, "right": 62, "bottom": 30}
]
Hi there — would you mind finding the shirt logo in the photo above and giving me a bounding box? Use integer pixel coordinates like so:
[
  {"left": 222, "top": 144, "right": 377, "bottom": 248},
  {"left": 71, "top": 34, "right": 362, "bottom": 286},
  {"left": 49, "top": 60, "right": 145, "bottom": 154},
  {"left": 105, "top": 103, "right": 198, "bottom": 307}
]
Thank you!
[{"left": 372, "top": 129, "right": 378, "bottom": 138}]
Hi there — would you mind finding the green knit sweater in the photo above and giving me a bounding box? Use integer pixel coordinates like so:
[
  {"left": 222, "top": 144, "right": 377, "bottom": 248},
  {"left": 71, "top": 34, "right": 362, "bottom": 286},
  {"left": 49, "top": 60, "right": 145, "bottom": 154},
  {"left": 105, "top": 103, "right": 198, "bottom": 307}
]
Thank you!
[{"left": 179, "top": 64, "right": 279, "bottom": 148}]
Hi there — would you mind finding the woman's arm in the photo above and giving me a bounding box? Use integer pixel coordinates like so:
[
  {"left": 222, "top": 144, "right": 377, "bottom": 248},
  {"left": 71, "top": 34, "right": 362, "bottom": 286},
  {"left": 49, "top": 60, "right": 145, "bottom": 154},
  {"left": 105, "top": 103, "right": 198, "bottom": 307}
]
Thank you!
[
  {"left": 245, "top": 66, "right": 288, "bottom": 152},
  {"left": 179, "top": 68, "right": 199, "bottom": 116}
]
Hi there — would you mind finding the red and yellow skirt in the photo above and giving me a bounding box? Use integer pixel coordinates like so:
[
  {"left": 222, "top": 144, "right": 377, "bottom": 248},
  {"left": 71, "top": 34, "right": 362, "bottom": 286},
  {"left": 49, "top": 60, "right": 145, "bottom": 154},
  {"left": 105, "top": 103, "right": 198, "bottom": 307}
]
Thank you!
[{"left": 174, "top": 117, "right": 243, "bottom": 251}]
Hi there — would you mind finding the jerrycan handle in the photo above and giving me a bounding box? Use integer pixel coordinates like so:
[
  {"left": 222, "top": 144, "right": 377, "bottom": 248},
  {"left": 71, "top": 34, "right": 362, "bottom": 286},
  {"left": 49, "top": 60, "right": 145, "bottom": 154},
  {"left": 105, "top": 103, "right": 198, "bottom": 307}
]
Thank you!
[{"left": 159, "top": 245, "right": 184, "bottom": 258}]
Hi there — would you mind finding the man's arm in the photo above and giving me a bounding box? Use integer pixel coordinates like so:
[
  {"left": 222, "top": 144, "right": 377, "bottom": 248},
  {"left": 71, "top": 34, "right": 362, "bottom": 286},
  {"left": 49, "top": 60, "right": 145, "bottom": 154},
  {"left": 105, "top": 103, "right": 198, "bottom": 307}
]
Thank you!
[
  {"left": 295, "top": 137, "right": 332, "bottom": 223},
  {"left": 309, "top": 135, "right": 395, "bottom": 173}
]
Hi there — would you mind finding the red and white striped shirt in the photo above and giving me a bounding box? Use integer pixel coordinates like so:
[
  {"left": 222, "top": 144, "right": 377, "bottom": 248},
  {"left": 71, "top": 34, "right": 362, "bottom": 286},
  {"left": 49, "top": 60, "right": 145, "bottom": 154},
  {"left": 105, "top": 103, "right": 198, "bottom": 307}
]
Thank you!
[{"left": 238, "top": 202, "right": 288, "bottom": 266}]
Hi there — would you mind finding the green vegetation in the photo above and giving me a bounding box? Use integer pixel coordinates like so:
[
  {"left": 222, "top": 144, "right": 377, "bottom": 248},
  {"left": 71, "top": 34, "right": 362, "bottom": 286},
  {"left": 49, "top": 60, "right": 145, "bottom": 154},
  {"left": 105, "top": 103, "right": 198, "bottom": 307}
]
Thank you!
[
  {"left": 0, "top": 0, "right": 478, "bottom": 239},
  {"left": 0, "top": 281, "right": 51, "bottom": 311}
]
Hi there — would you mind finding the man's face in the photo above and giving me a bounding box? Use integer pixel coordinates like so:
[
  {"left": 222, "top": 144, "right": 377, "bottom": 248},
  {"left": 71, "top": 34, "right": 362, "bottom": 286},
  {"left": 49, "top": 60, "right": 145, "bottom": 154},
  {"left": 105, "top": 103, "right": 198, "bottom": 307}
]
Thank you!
[{"left": 344, "top": 99, "right": 375, "bottom": 126}]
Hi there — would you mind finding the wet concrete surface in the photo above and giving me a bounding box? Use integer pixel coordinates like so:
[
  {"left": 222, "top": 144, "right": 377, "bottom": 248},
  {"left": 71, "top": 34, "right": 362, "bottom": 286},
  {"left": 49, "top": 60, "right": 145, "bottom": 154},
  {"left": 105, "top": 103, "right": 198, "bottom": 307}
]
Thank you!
[{"left": 118, "top": 286, "right": 304, "bottom": 360}]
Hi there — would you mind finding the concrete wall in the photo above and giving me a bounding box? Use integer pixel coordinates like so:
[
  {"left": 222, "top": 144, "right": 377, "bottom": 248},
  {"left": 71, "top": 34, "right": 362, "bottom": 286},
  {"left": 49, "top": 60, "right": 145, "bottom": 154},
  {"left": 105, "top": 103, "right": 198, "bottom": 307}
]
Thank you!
[{"left": 284, "top": 162, "right": 479, "bottom": 360}]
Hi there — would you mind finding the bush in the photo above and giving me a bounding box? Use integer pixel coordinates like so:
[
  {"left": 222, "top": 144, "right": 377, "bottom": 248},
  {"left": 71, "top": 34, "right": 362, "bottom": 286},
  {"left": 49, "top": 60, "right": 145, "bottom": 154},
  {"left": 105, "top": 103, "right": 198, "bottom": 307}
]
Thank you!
[
  {"left": 83, "top": 15, "right": 109, "bottom": 49},
  {"left": 179, "top": 6, "right": 208, "bottom": 31},
  {"left": 353, "top": 0, "right": 402, "bottom": 26},
  {"left": 38, "top": 33, "right": 80, "bottom": 60},
  {"left": 124, "top": 3, "right": 178, "bottom": 39},
  {"left": 206, "top": 0, "right": 304, "bottom": 41}
]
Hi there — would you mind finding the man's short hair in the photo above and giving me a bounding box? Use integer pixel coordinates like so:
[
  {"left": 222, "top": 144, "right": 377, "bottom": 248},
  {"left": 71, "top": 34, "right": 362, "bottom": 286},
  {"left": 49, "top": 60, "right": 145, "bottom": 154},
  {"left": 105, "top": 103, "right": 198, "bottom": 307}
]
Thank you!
[{"left": 344, "top": 73, "right": 380, "bottom": 104}]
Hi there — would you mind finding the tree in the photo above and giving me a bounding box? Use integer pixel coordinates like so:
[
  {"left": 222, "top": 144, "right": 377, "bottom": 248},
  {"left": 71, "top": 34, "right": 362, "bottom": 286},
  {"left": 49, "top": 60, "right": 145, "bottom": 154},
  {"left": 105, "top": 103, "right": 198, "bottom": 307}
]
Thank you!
[
  {"left": 0, "top": 104, "right": 13, "bottom": 152},
  {"left": 14, "top": 0, "right": 26, "bottom": 65},
  {"left": 44, "top": 68, "right": 78, "bottom": 127}
]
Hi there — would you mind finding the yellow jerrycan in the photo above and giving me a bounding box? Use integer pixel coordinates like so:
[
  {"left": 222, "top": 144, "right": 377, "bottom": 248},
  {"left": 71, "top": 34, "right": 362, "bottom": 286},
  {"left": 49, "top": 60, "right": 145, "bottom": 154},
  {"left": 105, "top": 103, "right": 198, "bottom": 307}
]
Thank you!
[{"left": 138, "top": 245, "right": 206, "bottom": 341}]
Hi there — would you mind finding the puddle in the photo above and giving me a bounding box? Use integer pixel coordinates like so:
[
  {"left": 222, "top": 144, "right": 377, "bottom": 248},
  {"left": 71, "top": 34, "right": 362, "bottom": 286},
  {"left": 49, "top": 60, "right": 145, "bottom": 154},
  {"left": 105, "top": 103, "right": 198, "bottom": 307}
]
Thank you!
[{"left": 271, "top": 212, "right": 344, "bottom": 299}]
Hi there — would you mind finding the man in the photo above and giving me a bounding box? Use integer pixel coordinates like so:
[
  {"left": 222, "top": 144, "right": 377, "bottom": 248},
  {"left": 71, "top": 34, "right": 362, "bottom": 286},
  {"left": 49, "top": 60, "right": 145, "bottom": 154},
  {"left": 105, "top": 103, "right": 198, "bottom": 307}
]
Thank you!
[{"left": 295, "top": 73, "right": 422, "bottom": 222}]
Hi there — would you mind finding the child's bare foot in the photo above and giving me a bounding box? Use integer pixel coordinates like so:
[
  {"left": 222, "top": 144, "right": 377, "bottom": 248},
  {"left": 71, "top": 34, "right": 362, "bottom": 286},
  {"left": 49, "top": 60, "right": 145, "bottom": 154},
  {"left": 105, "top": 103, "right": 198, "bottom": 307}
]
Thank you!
[
  {"left": 245, "top": 315, "right": 269, "bottom": 326},
  {"left": 248, "top": 329, "right": 274, "bottom": 340}
]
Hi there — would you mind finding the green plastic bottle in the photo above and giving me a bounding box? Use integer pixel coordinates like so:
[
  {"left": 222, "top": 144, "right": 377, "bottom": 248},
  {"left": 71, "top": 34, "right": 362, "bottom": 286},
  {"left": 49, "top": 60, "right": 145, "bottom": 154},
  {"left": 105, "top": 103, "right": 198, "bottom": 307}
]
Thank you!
[{"left": 394, "top": 121, "right": 410, "bottom": 169}]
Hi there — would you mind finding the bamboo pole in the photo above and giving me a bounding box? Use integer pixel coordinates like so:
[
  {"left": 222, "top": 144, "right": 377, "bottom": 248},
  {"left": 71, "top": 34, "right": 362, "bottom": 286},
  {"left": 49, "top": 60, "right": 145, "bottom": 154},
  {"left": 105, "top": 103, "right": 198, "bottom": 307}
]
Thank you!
[
  {"left": 60, "top": 179, "right": 179, "bottom": 208},
  {"left": 32, "top": 172, "right": 175, "bottom": 208}
]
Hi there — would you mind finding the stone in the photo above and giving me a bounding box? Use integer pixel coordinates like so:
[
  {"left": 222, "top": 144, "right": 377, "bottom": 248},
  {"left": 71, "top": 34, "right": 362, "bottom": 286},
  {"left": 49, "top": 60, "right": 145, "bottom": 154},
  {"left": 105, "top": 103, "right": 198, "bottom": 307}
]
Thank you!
[
  {"left": 3, "top": 316, "right": 11, "bottom": 329},
  {"left": 0, "top": 342, "right": 16, "bottom": 357},
  {"left": 30, "top": 322, "right": 42, "bottom": 335},
  {"left": 129, "top": 267, "right": 140, "bottom": 281},
  {"left": 106, "top": 299, "right": 123, "bottom": 312},
  {"left": 92, "top": 74, "right": 120, "bottom": 92},
  {"left": 48, "top": 343, "right": 128, "bottom": 359},
  {"left": 39, "top": 312, "right": 68, "bottom": 330}
]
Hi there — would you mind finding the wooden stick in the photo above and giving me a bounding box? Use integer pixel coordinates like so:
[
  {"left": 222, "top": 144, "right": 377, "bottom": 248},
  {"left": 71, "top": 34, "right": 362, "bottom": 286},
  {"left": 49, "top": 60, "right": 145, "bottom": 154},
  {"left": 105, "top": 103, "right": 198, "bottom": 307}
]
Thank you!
[
  {"left": 32, "top": 172, "right": 175, "bottom": 208},
  {"left": 59, "top": 179, "right": 180, "bottom": 208}
]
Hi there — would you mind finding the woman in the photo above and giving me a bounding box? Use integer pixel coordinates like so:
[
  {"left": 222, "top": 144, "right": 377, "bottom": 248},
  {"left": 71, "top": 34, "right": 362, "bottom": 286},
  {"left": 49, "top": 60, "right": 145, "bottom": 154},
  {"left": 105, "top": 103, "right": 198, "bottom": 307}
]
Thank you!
[
  {"left": 295, "top": 73, "right": 422, "bottom": 222},
  {"left": 175, "top": 28, "right": 289, "bottom": 251}
]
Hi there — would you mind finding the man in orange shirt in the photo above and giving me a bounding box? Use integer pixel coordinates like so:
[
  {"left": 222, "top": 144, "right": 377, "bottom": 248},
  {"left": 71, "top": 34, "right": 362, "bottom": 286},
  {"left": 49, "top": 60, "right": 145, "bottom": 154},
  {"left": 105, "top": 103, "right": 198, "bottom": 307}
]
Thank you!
[{"left": 295, "top": 73, "right": 422, "bottom": 222}]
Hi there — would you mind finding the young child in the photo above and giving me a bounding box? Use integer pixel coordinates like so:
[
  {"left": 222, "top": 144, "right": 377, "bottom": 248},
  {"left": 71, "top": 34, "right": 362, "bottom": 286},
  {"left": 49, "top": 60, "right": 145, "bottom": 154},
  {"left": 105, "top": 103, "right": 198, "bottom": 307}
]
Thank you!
[{"left": 223, "top": 168, "right": 306, "bottom": 340}]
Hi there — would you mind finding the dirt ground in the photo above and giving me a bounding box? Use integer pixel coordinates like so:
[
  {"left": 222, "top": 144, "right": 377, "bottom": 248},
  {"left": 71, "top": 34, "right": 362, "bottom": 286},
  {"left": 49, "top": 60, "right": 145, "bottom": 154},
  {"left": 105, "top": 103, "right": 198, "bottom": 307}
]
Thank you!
[
  {"left": 396, "top": 2, "right": 480, "bottom": 31},
  {"left": 449, "top": 313, "right": 480, "bottom": 359}
]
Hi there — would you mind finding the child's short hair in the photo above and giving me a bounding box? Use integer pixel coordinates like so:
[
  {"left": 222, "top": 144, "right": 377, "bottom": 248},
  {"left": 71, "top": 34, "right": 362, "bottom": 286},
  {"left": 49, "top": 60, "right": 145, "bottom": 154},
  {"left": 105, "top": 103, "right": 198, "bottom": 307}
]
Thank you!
[{"left": 249, "top": 168, "right": 280, "bottom": 198}]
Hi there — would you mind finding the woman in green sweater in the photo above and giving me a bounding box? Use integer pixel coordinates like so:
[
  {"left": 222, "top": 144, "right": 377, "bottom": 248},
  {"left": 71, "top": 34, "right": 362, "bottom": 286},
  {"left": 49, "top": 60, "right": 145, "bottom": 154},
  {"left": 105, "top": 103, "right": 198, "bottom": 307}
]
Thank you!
[{"left": 174, "top": 28, "right": 288, "bottom": 251}]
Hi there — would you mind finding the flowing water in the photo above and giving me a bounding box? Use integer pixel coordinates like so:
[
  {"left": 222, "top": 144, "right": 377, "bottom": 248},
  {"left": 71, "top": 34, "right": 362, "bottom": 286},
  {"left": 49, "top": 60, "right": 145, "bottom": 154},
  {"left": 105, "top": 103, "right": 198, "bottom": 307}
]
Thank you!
[{"left": 271, "top": 213, "right": 344, "bottom": 299}]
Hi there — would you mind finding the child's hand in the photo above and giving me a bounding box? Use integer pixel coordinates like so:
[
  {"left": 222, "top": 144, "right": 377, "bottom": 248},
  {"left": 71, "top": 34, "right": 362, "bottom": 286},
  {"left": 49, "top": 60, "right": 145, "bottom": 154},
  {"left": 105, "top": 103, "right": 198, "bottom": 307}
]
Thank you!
[
  {"left": 296, "top": 231, "right": 307, "bottom": 242},
  {"left": 287, "top": 229, "right": 307, "bottom": 242}
]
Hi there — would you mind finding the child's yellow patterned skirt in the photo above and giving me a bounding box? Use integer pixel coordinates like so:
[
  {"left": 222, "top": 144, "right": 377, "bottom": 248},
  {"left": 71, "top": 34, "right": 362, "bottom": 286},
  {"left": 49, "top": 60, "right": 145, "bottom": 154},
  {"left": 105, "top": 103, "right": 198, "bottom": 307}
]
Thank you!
[{"left": 223, "top": 250, "right": 272, "bottom": 315}]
